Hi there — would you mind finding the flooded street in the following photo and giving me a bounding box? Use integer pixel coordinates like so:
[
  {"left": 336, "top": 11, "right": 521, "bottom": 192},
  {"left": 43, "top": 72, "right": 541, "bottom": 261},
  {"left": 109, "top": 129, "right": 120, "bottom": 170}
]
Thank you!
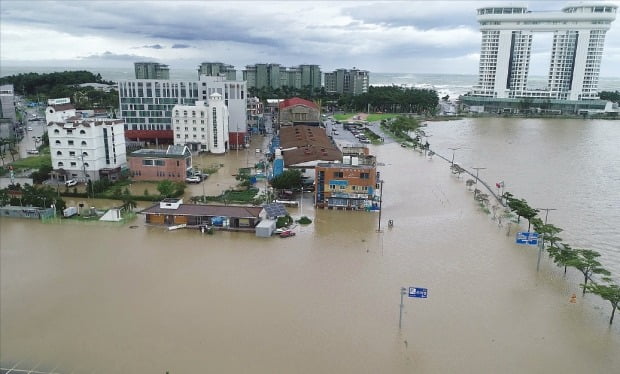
[{"left": 2, "top": 119, "right": 620, "bottom": 373}]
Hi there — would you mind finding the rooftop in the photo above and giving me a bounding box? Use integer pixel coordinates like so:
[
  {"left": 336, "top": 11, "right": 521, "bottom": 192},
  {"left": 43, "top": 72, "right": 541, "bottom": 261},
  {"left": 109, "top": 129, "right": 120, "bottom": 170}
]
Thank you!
[
  {"left": 279, "top": 97, "right": 318, "bottom": 110},
  {"left": 130, "top": 145, "right": 191, "bottom": 158},
  {"left": 141, "top": 203, "right": 263, "bottom": 218}
]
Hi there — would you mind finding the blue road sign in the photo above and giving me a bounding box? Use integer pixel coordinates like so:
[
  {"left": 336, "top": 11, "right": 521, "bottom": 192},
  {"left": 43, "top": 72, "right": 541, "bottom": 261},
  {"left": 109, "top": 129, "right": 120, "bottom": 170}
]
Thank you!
[
  {"left": 516, "top": 232, "right": 539, "bottom": 245},
  {"left": 408, "top": 287, "right": 428, "bottom": 298}
]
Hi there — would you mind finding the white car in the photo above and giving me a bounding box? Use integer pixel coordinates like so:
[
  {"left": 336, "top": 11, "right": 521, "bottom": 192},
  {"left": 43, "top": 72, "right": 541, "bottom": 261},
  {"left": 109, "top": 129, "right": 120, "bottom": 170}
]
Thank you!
[
  {"left": 65, "top": 179, "right": 78, "bottom": 187},
  {"left": 27, "top": 126, "right": 33, "bottom": 131},
  {"left": 186, "top": 176, "right": 201, "bottom": 183}
]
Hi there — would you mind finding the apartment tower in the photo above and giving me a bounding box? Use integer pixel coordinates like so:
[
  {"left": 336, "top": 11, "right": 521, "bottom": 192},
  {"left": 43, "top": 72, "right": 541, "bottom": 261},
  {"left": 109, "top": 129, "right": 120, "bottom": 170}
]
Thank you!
[{"left": 472, "top": 3, "right": 617, "bottom": 101}]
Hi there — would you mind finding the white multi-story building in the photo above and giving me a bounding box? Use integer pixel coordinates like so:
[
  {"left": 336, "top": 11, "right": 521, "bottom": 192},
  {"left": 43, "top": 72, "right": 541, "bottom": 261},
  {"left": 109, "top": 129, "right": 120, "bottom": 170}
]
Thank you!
[
  {"left": 48, "top": 118, "right": 127, "bottom": 182},
  {"left": 45, "top": 98, "right": 77, "bottom": 124},
  {"left": 117, "top": 75, "right": 247, "bottom": 147},
  {"left": 472, "top": 3, "right": 617, "bottom": 100},
  {"left": 172, "top": 93, "right": 229, "bottom": 154}
]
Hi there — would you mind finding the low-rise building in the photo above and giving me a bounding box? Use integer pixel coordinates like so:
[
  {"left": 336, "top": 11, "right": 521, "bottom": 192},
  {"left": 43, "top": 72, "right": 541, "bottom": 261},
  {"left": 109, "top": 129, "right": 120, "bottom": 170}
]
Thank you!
[
  {"left": 278, "top": 125, "right": 342, "bottom": 171},
  {"left": 247, "top": 97, "right": 264, "bottom": 134},
  {"left": 278, "top": 97, "right": 320, "bottom": 126},
  {"left": 48, "top": 118, "right": 127, "bottom": 182},
  {"left": 172, "top": 93, "right": 229, "bottom": 154},
  {"left": 141, "top": 198, "right": 264, "bottom": 230},
  {"left": 314, "top": 160, "right": 380, "bottom": 210},
  {"left": 128, "top": 145, "right": 192, "bottom": 182}
]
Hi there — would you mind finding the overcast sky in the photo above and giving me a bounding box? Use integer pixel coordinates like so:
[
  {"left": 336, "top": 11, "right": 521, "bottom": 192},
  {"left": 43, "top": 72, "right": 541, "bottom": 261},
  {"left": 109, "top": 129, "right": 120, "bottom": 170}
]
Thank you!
[{"left": 1, "top": 0, "right": 620, "bottom": 76}]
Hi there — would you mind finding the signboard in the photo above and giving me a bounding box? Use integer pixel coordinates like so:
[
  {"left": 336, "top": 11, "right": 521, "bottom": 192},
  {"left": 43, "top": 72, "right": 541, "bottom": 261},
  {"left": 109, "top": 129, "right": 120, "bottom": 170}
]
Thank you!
[
  {"left": 516, "top": 232, "right": 539, "bottom": 245},
  {"left": 408, "top": 287, "right": 428, "bottom": 298},
  {"left": 47, "top": 97, "right": 71, "bottom": 105}
]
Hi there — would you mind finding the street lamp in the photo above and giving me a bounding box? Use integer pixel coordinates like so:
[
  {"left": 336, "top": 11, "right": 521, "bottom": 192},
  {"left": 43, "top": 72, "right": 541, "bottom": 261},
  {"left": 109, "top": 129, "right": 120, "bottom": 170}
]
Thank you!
[
  {"left": 472, "top": 167, "right": 486, "bottom": 185},
  {"left": 535, "top": 207, "right": 557, "bottom": 272},
  {"left": 448, "top": 147, "right": 461, "bottom": 166}
]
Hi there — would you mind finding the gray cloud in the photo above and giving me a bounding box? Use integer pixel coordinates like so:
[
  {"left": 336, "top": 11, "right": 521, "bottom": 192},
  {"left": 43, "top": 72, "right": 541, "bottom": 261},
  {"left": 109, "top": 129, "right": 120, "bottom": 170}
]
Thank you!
[
  {"left": 1, "top": 1, "right": 619, "bottom": 75},
  {"left": 79, "top": 51, "right": 153, "bottom": 61}
]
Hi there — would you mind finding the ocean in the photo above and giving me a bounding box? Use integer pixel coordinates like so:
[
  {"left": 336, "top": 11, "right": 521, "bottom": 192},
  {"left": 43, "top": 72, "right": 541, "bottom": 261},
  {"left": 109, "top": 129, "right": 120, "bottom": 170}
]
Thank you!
[{"left": 2, "top": 66, "right": 619, "bottom": 99}]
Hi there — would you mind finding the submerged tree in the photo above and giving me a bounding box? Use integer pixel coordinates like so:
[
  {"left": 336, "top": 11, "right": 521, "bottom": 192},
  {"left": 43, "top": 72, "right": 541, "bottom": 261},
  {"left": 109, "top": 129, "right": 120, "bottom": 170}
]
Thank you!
[
  {"left": 547, "top": 243, "right": 577, "bottom": 276},
  {"left": 585, "top": 281, "right": 620, "bottom": 325},
  {"left": 565, "top": 249, "right": 611, "bottom": 295}
]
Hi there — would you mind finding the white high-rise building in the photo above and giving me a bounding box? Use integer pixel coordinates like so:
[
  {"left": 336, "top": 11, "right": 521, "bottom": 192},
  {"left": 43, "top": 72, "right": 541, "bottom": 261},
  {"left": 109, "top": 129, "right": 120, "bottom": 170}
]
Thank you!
[
  {"left": 117, "top": 75, "right": 247, "bottom": 147},
  {"left": 172, "top": 93, "right": 230, "bottom": 154},
  {"left": 48, "top": 118, "right": 127, "bottom": 182},
  {"left": 472, "top": 3, "right": 617, "bottom": 100}
]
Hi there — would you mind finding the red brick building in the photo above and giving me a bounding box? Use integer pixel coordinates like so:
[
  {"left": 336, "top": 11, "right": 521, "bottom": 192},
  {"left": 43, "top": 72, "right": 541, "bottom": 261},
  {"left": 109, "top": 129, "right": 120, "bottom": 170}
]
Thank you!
[{"left": 128, "top": 145, "right": 192, "bottom": 182}]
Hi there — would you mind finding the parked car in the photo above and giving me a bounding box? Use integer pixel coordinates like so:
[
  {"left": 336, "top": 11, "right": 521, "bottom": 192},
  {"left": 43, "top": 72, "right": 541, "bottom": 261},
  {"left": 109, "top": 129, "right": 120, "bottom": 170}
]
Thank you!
[
  {"left": 26, "top": 126, "right": 33, "bottom": 131},
  {"left": 186, "top": 176, "right": 201, "bottom": 183},
  {"left": 279, "top": 230, "right": 296, "bottom": 238},
  {"left": 65, "top": 179, "right": 77, "bottom": 187},
  {"left": 26, "top": 149, "right": 39, "bottom": 154},
  {"left": 332, "top": 131, "right": 339, "bottom": 135}
]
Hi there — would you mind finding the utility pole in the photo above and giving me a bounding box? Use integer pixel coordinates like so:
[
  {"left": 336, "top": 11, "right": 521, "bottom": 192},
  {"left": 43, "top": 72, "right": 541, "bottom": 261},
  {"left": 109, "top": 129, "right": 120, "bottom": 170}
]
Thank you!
[
  {"left": 536, "top": 207, "right": 557, "bottom": 272},
  {"left": 399, "top": 287, "right": 406, "bottom": 329},
  {"left": 377, "top": 179, "right": 384, "bottom": 232}
]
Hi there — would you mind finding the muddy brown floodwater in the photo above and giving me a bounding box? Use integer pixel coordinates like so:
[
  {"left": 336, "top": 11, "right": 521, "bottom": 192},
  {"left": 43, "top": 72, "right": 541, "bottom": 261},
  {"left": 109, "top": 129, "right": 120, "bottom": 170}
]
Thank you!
[{"left": 2, "top": 126, "right": 620, "bottom": 373}]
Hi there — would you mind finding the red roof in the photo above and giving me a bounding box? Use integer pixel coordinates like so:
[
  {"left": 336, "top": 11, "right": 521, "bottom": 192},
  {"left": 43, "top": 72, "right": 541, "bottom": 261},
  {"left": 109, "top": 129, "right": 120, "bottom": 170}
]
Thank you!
[{"left": 278, "top": 97, "right": 318, "bottom": 110}]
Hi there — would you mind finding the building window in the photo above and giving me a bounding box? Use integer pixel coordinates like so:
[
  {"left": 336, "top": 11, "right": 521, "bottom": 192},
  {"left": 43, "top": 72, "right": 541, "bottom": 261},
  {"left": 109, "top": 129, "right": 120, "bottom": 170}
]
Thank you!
[
  {"left": 56, "top": 151, "right": 62, "bottom": 156},
  {"left": 55, "top": 140, "right": 61, "bottom": 145},
  {"left": 360, "top": 172, "right": 370, "bottom": 179},
  {"left": 68, "top": 140, "right": 74, "bottom": 145},
  {"left": 70, "top": 162, "right": 77, "bottom": 167},
  {"left": 176, "top": 134, "right": 180, "bottom": 138},
  {"left": 84, "top": 163, "right": 89, "bottom": 168},
  {"left": 82, "top": 152, "right": 88, "bottom": 156},
  {"left": 69, "top": 151, "right": 76, "bottom": 156},
  {"left": 58, "top": 162, "right": 64, "bottom": 167},
  {"left": 66, "top": 130, "right": 73, "bottom": 135},
  {"left": 80, "top": 130, "right": 86, "bottom": 135},
  {"left": 54, "top": 129, "right": 60, "bottom": 134},
  {"left": 81, "top": 141, "right": 87, "bottom": 146},
  {"left": 333, "top": 171, "right": 343, "bottom": 178}
]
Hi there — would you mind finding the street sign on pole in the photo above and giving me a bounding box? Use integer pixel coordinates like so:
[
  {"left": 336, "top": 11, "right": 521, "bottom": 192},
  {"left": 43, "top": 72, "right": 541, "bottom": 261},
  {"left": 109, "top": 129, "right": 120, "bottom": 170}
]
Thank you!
[
  {"left": 408, "top": 287, "right": 428, "bottom": 298},
  {"left": 516, "top": 232, "right": 539, "bottom": 245}
]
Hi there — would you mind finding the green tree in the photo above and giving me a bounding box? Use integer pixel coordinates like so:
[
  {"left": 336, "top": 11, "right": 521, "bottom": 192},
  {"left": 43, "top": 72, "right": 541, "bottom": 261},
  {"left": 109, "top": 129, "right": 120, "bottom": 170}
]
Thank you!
[
  {"left": 564, "top": 249, "right": 611, "bottom": 295},
  {"left": 585, "top": 281, "right": 620, "bottom": 325},
  {"left": 270, "top": 169, "right": 302, "bottom": 190},
  {"left": 157, "top": 180, "right": 176, "bottom": 198},
  {"left": 547, "top": 243, "right": 578, "bottom": 276},
  {"left": 121, "top": 188, "right": 137, "bottom": 212}
]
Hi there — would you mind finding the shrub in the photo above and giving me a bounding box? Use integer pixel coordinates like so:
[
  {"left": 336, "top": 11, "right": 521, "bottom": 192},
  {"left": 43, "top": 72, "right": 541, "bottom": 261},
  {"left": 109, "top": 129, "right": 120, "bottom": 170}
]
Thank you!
[{"left": 297, "top": 216, "right": 312, "bottom": 224}]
